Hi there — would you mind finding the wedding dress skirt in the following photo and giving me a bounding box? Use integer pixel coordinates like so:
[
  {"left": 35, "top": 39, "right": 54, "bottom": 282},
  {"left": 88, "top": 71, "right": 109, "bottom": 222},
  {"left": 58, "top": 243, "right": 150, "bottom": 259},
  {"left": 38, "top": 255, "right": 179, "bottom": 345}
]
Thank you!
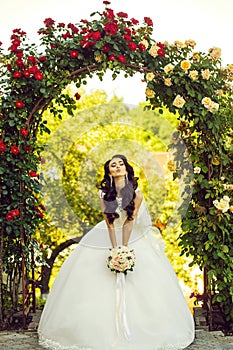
[{"left": 38, "top": 197, "right": 195, "bottom": 350}]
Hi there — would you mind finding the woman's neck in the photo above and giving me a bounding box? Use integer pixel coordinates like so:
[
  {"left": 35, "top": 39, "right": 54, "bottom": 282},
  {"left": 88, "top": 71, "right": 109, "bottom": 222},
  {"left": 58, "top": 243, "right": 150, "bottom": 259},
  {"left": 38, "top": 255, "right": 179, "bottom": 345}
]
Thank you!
[{"left": 114, "top": 176, "right": 125, "bottom": 196}]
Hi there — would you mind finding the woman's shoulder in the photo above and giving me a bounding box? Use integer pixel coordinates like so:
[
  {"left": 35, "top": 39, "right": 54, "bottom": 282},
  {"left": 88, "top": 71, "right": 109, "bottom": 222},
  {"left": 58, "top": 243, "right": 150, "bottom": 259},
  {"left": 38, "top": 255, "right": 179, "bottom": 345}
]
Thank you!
[{"left": 135, "top": 188, "right": 143, "bottom": 201}]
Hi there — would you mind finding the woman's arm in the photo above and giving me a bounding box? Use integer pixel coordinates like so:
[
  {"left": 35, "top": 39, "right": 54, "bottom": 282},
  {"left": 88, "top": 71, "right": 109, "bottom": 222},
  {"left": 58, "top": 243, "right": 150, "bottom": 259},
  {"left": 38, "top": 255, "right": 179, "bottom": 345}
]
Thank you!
[
  {"left": 99, "top": 195, "right": 117, "bottom": 248},
  {"left": 122, "top": 190, "right": 143, "bottom": 246}
]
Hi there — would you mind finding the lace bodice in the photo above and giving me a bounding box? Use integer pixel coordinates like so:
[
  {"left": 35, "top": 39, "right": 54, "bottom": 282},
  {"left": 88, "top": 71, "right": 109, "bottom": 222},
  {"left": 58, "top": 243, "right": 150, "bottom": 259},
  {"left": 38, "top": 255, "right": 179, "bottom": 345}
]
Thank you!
[{"left": 79, "top": 189, "right": 163, "bottom": 249}]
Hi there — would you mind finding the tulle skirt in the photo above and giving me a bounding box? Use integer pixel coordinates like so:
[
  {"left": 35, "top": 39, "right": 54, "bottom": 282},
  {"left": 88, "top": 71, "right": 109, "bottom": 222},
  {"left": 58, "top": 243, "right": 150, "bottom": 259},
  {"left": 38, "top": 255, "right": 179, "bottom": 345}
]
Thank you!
[{"left": 38, "top": 227, "right": 194, "bottom": 350}]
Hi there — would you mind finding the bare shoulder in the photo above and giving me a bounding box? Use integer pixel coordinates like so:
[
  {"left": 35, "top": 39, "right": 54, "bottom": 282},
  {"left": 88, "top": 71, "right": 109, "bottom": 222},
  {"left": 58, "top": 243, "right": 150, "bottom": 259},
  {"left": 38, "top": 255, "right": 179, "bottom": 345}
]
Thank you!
[{"left": 135, "top": 189, "right": 143, "bottom": 205}]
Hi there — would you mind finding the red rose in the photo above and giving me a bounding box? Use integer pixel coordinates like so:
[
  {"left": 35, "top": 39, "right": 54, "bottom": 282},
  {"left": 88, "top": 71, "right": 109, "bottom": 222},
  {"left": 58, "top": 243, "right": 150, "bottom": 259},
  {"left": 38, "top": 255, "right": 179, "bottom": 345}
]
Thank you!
[
  {"left": 11, "top": 145, "right": 20, "bottom": 155},
  {"left": 0, "top": 140, "right": 6, "bottom": 152},
  {"left": 109, "top": 54, "right": 116, "bottom": 61},
  {"left": 144, "top": 17, "right": 153, "bottom": 26},
  {"left": 11, "top": 209, "right": 20, "bottom": 216},
  {"left": 118, "top": 54, "right": 126, "bottom": 63},
  {"left": 131, "top": 18, "right": 139, "bottom": 25},
  {"left": 58, "top": 22, "right": 65, "bottom": 28},
  {"left": 44, "top": 17, "right": 55, "bottom": 28},
  {"left": 29, "top": 171, "right": 38, "bottom": 177},
  {"left": 25, "top": 145, "right": 33, "bottom": 152},
  {"left": 38, "top": 211, "right": 44, "bottom": 219},
  {"left": 15, "top": 100, "right": 24, "bottom": 109},
  {"left": 27, "top": 55, "right": 37, "bottom": 64},
  {"left": 6, "top": 212, "right": 13, "bottom": 220},
  {"left": 124, "top": 34, "right": 131, "bottom": 41},
  {"left": 15, "top": 58, "right": 24, "bottom": 69},
  {"left": 68, "top": 23, "right": 79, "bottom": 34},
  {"left": 128, "top": 41, "right": 137, "bottom": 51},
  {"left": 102, "top": 44, "right": 110, "bottom": 53},
  {"left": 74, "top": 92, "right": 81, "bottom": 100},
  {"left": 39, "top": 203, "right": 46, "bottom": 211},
  {"left": 7, "top": 64, "right": 12, "bottom": 71},
  {"left": 157, "top": 48, "right": 165, "bottom": 57},
  {"left": 117, "top": 12, "right": 128, "bottom": 18},
  {"left": 13, "top": 71, "right": 22, "bottom": 78},
  {"left": 157, "top": 42, "right": 165, "bottom": 49},
  {"left": 34, "top": 71, "right": 44, "bottom": 80},
  {"left": 23, "top": 69, "right": 31, "bottom": 78},
  {"left": 16, "top": 50, "right": 24, "bottom": 58},
  {"left": 138, "top": 43, "right": 146, "bottom": 52},
  {"left": 104, "top": 9, "right": 115, "bottom": 20},
  {"left": 28, "top": 66, "right": 38, "bottom": 74},
  {"left": 91, "top": 31, "right": 101, "bottom": 41},
  {"left": 33, "top": 205, "right": 40, "bottom": 212},
  {"left": 39, "top": 56, "right": 47, "bottom": 62},
  {"left": 104, "top": 22, "right": 118, "bottom": 35},
  {"left": 70, "top": 50, "right": 79, "bottom": 58},
  {"left": 20, "top": 128, "right": 29, "bottom": 137},
  {"left": 62, "top": 32, "right": 73, "bottom": 40}
]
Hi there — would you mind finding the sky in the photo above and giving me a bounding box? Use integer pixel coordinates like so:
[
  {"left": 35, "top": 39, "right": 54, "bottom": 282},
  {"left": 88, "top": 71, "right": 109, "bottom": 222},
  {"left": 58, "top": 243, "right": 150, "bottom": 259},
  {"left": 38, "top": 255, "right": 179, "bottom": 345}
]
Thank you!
[{"left": 0, "top": 0, "right": 232, "bottom": 104}]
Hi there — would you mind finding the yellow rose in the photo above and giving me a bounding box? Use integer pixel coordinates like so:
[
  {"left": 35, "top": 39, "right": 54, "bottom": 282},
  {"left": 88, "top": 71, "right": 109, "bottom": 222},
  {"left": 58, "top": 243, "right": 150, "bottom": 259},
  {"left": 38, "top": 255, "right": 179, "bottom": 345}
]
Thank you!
[
  {"left": 209, "top": 101, "right": 219, "bottom": 112},
  {"left": 145, "top": 87, "right": 155, "bottom": 99},
  {"left": 213, "top": 198, "right": 229, "bottom": 213},
  {"left": 189, "top": 70, "right": 198, "bottom": 81},
  {"left": 227, "top": 64, "right": 233, "bottom": 73},
  {"left": 164, "top": 78, "right": 172, "bottom": 86},
  {"left": 149, "top": 44, "right": 158, "bottom": 57},
  {"left": 208, "top": 47, "right": 221, "bottom": 61},
  {"left": 185, "top": 39, "right": 196, "bottom": 48},
  {"left": 201, "top": 69, "right": 211, "bottom": 80},
  {"left": 181, "top": 60, "right": 191, "bottom": 71},
  {"left": 201, "top": 97, "right": 212, "bottom": 108},
  {"left": 164, "top": 63, "right": 174, "bottom": 74},
  {"left": 174, "top": 40, "right": 185, "bottom": 48},
  {"left": 217, "top": 199, "right": 230, "bottom": 213},
  {"left": 192, "top": 52, "right": 200, "bottom": 62},
  {"left": 173, "top": 94, "right": 186, "bottom": 108},
  {"left": 146, "top": 72, "right": 155, "bottom": 81}
]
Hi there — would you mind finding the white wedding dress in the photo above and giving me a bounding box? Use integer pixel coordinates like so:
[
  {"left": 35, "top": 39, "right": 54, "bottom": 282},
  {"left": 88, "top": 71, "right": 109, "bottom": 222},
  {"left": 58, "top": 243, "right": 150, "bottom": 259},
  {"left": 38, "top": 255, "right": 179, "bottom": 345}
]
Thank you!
[{"left": 38, "top": 193, "right": 195, "bottom": 350}]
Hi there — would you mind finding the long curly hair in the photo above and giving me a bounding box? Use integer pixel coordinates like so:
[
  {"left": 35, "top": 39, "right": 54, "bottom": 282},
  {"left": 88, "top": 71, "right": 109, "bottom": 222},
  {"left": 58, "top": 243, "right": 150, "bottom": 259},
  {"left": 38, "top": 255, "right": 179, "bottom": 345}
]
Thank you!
[{"left": 99, "top": 155, "right": 138, "bottom": 224}]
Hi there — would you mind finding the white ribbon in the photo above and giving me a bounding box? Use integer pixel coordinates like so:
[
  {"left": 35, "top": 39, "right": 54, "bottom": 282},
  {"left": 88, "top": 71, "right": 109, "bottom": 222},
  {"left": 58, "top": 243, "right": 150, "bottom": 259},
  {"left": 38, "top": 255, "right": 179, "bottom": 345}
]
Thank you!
[{"left": 115, "top": 272, "right": 131, "bottom": 341}]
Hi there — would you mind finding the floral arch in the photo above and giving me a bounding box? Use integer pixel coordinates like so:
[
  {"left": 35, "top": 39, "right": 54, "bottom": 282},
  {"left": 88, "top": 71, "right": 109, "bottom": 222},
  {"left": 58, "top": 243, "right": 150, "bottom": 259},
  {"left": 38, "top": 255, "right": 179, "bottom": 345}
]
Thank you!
[{"left": 0, "top": 0, "right": 233, "bottom": 330}]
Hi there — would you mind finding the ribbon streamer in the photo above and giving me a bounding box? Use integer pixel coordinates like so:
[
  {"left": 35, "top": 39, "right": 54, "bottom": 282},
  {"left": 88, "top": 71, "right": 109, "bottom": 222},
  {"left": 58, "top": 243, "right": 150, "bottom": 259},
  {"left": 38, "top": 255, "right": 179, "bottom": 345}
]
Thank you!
[{"left": 115, "top": 272, "right": 131, "bottom": 341}]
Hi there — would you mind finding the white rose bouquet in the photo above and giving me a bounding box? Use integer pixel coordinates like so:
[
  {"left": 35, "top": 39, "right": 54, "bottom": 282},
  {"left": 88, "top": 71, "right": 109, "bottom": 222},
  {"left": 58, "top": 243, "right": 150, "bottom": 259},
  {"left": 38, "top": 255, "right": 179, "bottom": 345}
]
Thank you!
[{"left": 106, "top": 245, "right": 135, "bottom": 275}]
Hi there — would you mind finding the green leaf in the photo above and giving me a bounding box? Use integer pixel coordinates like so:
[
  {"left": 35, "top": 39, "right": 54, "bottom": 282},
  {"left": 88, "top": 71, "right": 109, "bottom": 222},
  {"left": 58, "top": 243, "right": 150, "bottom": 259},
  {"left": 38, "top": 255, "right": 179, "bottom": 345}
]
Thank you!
[{"left": 222, "top": 245, "right": 229, "bottom": 253}]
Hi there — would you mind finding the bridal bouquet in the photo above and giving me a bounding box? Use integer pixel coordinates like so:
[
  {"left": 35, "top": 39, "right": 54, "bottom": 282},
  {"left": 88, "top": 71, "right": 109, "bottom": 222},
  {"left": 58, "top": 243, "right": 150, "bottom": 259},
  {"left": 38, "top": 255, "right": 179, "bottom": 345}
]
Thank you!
[{"left": 106, "top": 245, "right": 135, "bottom": 275}]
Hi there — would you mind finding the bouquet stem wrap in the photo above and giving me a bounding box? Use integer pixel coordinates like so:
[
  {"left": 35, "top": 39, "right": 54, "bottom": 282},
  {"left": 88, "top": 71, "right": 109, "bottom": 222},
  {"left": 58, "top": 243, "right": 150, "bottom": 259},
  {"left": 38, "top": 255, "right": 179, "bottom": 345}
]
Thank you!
[{"left": 116, "top": 272, "right": 131, "bottom": 341}]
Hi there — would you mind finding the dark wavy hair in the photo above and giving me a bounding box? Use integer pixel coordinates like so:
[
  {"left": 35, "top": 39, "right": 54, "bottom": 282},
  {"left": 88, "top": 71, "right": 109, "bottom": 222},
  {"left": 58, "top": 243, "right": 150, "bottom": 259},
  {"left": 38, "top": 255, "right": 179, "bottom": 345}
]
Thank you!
[{"left": 99, "top": 155, "right": 138, "bottom": 224}]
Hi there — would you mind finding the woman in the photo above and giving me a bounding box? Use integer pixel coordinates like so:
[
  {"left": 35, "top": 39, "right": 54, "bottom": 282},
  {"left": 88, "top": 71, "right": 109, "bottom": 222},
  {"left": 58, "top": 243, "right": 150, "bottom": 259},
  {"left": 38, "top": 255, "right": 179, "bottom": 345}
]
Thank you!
[{"left": 38, "top": 154, "right": 195, "bottom": 350}]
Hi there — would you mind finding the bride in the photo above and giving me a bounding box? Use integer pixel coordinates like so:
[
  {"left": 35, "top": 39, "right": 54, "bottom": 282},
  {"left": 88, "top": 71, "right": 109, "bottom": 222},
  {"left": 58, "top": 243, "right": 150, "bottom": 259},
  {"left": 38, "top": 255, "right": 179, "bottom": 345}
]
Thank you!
[{"left": 38, "top": 154, "right": 195, "bottom": 350}]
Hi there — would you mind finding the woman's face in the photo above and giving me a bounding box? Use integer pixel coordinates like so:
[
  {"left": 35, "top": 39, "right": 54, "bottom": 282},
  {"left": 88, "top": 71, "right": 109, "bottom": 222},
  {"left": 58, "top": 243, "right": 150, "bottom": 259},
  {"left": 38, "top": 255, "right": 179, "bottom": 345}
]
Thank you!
[{"left": 108, "top": 157, "right": 127, "bottom": 178}]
